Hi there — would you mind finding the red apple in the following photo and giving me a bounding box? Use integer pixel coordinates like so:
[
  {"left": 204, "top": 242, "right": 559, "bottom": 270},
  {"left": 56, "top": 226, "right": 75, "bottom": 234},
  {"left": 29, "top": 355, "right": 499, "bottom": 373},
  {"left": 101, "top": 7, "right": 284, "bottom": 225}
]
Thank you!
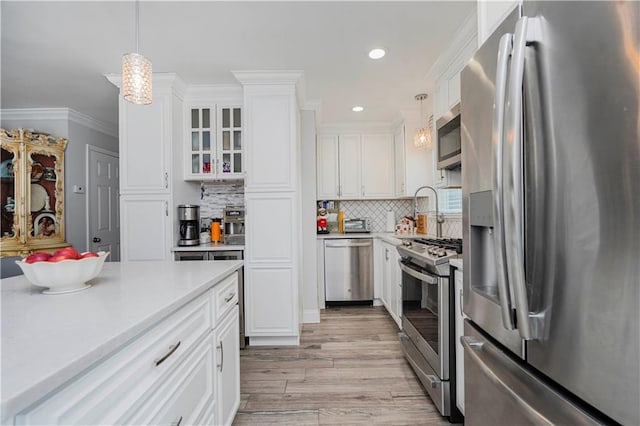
[
  {"left": 25, "top": 252, "right": 52, "bottom": 264},
  {"left": 53, "top": 247, "right": 81, "bottom": 260},
  {"left": 80, "top": 251, "right": 99, "bottom": 259},
  {"left": 48, "top": 254, "right": 72, "bottom": 262}
]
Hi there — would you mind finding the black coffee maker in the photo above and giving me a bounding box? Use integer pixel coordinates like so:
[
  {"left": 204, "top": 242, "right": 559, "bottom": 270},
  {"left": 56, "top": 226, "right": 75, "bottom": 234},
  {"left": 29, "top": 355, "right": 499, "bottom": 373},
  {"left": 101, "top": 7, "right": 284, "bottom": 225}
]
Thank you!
[{"left": 178, "top": 205, "right": 200, "bottom": 246}]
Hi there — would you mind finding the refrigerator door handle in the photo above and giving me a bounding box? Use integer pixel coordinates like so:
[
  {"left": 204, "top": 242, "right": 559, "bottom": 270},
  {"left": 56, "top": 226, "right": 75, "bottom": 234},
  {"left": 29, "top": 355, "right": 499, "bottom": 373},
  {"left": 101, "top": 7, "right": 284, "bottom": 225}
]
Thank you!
[
  {"left": 504, "top": 16, "right": 535, "bottom": 340},
  {"left": 492, "top": 32, "right": 516, "bottom": 331}
]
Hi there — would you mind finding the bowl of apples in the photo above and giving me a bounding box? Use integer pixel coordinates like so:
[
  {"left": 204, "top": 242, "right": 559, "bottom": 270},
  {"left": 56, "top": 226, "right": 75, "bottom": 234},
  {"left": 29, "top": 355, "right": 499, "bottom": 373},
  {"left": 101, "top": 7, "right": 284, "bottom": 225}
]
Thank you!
[{"left": 15, "top": 248, "right": 110, "bottom": 294}]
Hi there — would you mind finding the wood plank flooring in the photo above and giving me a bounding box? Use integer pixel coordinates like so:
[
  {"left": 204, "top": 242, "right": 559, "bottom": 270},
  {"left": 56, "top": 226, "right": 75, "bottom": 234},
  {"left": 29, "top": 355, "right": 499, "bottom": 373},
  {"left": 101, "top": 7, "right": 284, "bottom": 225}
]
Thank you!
[{"left": 233, "top": 306, "right": 451, "bottom": 425}]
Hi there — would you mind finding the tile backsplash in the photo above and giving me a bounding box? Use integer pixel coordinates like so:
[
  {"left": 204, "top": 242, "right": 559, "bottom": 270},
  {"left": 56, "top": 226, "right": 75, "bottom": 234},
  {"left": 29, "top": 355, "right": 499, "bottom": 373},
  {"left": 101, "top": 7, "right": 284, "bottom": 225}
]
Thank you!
[
  {"left": 331, "top": 199, "right": 462, "bottom": 238},
  {"left": 199, "top": 182, "right": 244, "bottom": 221}
]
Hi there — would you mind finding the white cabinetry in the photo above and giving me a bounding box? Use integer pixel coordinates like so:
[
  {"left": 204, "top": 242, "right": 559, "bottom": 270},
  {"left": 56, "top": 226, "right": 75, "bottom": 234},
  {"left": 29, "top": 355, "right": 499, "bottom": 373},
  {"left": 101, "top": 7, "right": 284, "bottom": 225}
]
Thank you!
[
  {"left": 13, "top": 272, "right": 242, "bottom": 426},
  {"left": 106, "top": 73, "right": 195, "bottom": 261},
  {"left": 477, "top": 1, "right": 520, "bottom": 47},
  {"left": 316, "top": 132, "right": 394, "bottom": 200},
  {"left": 119, "top": 94, "right": 171, "bottom": 194},
  {"left": 381, "top": 240, "right": 402, "bottom": 328},
  {"left": 185, "top": 105, "right": 243, "bottom": 180},
  {"left": 393, "top": 117, "right": 435, "bottom": 197},
  {"left": 316, "top": 135, "right": 339, "bottom": 199},
  {"left": 214, "top": 305, "right": 240, "bottom": 426},
  {"left": 234, "top": 71, "right": 302, "bottom": 346}
]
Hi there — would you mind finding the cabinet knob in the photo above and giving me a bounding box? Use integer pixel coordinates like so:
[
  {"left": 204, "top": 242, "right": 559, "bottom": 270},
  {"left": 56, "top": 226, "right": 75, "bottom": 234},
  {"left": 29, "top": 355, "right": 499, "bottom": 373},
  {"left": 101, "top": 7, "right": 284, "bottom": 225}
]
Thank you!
[{"left": 92, "top": 237, "right": 101, "bottom": 243}]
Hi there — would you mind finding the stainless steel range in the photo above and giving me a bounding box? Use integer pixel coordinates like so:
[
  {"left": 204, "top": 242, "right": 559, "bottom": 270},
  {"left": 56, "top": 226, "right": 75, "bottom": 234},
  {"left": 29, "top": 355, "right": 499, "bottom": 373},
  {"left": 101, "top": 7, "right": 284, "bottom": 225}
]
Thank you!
[{"left": 397, "top": 238, "right": 462, "bottom": 422}]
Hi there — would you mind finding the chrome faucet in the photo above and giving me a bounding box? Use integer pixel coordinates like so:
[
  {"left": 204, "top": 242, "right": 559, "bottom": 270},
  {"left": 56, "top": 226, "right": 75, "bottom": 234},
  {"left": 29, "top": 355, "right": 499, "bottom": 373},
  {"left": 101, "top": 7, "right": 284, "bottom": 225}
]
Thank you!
[{"left": 413, "top": 185, "right": 444, "bottom": 238}]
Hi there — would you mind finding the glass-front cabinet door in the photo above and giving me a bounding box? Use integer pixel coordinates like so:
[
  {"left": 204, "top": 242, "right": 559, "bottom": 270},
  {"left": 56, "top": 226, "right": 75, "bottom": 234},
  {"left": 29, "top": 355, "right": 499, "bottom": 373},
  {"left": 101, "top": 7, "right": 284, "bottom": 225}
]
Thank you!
[
  {"left": 1, "top": 143, "right": 21, "bottom": 246},
  {"left": 25, "top": 148, "right": 65, "bottom": 245},
  {"left": 185, "top": 105, "right": 243, "bottom": 180},
  {"left": 0, "top": 128, "right": 68, "bottom": 257},
  {"left": 218, "top": 106, "right": 243, "bottom": 177}
]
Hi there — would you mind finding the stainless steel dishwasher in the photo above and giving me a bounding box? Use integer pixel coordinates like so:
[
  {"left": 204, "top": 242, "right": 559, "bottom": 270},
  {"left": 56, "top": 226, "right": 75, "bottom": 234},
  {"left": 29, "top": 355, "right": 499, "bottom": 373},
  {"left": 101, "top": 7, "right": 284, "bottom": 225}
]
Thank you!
[{"left": 324, "top": 238, "right": 374, "bottom": 303}]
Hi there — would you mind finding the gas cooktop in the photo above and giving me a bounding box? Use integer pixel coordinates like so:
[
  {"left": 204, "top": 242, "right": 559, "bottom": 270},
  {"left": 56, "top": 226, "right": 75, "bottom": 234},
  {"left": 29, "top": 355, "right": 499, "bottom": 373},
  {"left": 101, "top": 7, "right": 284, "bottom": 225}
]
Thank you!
[{"left": 396, "top": 237, "right": 462, "bottom": 275}]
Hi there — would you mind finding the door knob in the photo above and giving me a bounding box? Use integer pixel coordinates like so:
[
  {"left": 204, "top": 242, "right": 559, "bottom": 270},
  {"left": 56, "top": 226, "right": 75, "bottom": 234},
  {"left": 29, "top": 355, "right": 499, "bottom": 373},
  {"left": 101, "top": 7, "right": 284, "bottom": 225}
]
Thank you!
[{"left": 92, "top": 237, "right": 101, "bottom": 243}]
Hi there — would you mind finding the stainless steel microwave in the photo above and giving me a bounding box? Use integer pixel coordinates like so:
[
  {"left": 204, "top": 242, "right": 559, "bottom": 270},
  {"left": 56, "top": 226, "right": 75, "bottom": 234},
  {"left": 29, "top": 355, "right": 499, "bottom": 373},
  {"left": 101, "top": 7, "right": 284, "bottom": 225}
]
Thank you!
[{"left": 436, "top": 103, "right": 461, "bottom": 169}]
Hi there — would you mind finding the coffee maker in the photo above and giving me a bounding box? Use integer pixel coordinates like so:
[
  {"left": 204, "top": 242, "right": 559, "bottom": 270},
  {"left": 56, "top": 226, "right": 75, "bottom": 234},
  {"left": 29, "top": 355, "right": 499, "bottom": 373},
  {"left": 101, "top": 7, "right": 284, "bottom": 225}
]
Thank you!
[{"left": 178, "top": 205, "right": 200, "bottom": 246}]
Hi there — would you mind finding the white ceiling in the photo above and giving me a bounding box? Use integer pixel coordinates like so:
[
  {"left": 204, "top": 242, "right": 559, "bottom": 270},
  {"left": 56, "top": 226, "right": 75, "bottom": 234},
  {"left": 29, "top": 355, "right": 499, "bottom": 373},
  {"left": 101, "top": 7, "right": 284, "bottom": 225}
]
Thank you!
[{"left": 1, "top": 1, "right": 475, "bottom": 128}]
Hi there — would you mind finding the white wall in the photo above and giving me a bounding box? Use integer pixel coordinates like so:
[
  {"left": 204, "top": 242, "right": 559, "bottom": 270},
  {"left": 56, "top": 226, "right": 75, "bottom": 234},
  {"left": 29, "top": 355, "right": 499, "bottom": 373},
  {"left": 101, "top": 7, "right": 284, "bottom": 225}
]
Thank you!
[
  {"left": 300, "top": 109, "right": 319, "bottom": 323},
  {"left": 0, "top": 108, "right": 117, "bottom": 276}
]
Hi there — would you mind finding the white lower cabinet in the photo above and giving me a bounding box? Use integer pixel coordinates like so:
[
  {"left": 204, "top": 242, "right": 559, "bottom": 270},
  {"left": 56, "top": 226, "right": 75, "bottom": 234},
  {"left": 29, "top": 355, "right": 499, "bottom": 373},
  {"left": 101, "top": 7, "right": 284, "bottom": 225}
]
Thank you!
[
  {"left": 215, "top": 305, "right": 240, "bottom": 426},
  {"left": 381, "top": 240, "right": 402, "bottom": 328},
  {"left": 14, "top": 272, "right": 241, "bottom": 426}
]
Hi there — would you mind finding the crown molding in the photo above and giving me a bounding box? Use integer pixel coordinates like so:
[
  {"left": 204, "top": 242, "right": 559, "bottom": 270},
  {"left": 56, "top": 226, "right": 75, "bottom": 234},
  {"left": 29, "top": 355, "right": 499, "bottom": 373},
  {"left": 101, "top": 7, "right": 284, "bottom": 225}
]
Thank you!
[
  {"left": 232, "top": 70, "right": 304, "bottom": 86},
  {"left": 318, "top": 121, "right": 394, "bottom": 135},
  {"left": 425, "top": 11, "right": 478, "bottom": 83},
  {"left": 184, "top": 84, "right": 243, "bottom": 103},
  {"left": 0, "top": 108, "right": 117, "bottom": 138},
  {"left": 104, "top": 72, "right": 188, "bottom": 98}
]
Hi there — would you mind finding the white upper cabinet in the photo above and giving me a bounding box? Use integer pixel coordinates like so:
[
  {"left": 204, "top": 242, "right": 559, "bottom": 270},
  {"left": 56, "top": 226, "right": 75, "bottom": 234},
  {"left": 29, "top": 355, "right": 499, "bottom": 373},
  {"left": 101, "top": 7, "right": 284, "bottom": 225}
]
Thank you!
[
  {"left": 360, "top": 134, "right": 394, "bottom": 198},
  {"left": 185, "top": 105, "right": 243, "bottom": 180},
  {"left": 316, "top": 131, "right": 394, "bottom": 200},
  {"left": 316, "top": 135, "right": 340, "bottom": 199},
  {"left": 394, "top": 125, "right": 406, "bottom": 195},
  {"left": 477, "top": 0, "right": 520, "bottom": 46},
  {"left": 393, "top": 116, "right": 435, "bottom": 197},
  {"left": 119, "top": 91, "right": 172, "bottom": 194},
  {"left": 338, "top": 134, "right": 362, "bottom": 199}
]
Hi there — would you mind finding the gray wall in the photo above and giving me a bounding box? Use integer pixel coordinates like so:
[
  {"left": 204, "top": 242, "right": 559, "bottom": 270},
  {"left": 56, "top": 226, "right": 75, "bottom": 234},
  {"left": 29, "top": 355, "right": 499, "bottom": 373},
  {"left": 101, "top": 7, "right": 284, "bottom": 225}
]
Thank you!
[{"left": 1, "top": 109, "right": 118, "bottom": 277}]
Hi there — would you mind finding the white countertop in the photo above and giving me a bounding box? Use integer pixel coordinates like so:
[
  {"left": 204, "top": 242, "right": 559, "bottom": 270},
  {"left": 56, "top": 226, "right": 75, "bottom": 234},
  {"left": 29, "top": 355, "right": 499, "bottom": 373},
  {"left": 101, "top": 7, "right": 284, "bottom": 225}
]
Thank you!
[
  {"left": 317, "top": 232, "right": 431, "bottom": 243},
  {"left": 450, "top": 258, "right": 463, "bottom": 270},
  {"left": 1, "top": 260, "right": 243, "bottom": 420},
  {"left": 171, "top": 242, "right": 245, "bottom": 252}
]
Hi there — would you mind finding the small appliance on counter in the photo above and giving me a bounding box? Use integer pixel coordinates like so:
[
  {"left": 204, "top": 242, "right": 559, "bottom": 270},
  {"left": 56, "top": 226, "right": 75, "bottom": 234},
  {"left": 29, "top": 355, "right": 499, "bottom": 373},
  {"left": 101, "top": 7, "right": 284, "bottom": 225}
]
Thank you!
[
  {"left": 343, "top": 218, "right": 371, "bottom": 233},
  {"left": 178, "top": 204, "right": 200, "bottom": 246},
  {"left": 223, "top": 206, "right": 245, "bottom": 245}
]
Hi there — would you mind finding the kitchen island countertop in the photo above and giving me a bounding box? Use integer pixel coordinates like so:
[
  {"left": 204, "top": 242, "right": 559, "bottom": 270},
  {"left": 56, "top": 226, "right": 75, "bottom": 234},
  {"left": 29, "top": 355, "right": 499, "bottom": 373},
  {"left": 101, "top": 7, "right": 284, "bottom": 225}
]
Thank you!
[{"left": 1, "top": 260, "right": 243, "bottom": 421}]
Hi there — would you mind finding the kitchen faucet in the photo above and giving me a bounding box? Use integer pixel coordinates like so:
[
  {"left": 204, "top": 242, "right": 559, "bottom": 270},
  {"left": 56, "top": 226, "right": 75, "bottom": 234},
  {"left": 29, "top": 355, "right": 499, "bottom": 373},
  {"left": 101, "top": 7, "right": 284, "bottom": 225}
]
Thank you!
[{"left": 413, "top": 185, "right": 443, "bottom": 238}]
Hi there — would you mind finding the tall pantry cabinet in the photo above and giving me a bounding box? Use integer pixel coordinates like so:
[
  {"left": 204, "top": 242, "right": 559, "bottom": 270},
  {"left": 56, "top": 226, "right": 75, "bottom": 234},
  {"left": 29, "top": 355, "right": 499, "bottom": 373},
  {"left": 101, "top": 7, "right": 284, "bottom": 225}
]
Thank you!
[
  {"left": 106, "top": 74, "right": 195, "bottom": 261},
  {"left": 233, "top": 71, "right": 302, "bottom": 346}
]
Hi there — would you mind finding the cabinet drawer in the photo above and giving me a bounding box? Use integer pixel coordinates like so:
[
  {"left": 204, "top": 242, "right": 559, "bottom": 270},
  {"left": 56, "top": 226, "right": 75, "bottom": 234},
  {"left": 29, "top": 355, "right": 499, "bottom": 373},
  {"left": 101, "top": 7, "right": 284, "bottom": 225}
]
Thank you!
[
  {"left": 126, "top": 337, "right": 216, "bottom": 426},
  {"left": 15, "top": 293, "right": 212, "bottom": 425},
  {"left": 212, "top": 272, "right": 239, "bottom": 324}
]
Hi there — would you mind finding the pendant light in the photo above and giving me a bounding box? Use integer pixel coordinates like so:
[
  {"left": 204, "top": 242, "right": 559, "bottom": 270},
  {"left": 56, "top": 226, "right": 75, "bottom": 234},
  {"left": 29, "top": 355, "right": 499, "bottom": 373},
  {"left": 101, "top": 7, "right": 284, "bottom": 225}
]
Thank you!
[
  {"left": 122, "top": 0, "right": 152, "bottom": 105},
  {"left": 414, "top": 94, "right": 433, "bottom": 149}
]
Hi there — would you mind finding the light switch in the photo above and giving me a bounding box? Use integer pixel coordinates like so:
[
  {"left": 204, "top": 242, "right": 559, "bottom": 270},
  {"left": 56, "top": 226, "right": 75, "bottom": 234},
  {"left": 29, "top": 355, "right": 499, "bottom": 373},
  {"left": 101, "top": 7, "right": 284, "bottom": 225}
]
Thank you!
[{"left": 73, "top": 185, "right": 85, "bottom": 194}]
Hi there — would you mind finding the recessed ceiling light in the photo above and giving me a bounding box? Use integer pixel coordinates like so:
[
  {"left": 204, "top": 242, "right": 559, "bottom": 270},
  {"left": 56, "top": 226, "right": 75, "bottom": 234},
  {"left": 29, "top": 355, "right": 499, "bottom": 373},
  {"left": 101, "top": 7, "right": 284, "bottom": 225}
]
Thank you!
[
  {"left": 352, "top": 106, "right": 364, "bottom": 112},
  {"left": 368, "top": 48, "right": 386, "bottom": 59}
]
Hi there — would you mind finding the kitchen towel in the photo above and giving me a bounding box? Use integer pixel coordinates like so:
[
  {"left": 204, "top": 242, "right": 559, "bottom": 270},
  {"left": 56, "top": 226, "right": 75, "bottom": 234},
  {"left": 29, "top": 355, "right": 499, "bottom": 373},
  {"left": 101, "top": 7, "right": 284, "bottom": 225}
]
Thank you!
[{"left": 385, "top": 210, "right": 396, "bottom": 233}]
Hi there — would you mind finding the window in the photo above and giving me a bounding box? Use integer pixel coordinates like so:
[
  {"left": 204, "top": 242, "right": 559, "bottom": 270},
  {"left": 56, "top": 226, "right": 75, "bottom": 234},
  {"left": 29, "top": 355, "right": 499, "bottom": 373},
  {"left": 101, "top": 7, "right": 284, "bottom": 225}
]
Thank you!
[{"left": 438, "top": 188, "right": 462, "bottom": 213}]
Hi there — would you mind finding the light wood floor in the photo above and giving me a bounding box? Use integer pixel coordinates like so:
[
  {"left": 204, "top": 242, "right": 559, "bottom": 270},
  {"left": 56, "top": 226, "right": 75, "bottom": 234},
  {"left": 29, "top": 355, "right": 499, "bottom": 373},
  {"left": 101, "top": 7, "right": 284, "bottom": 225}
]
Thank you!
[{"left": 233, "top": 306, "right": 451, "bottom": 425}]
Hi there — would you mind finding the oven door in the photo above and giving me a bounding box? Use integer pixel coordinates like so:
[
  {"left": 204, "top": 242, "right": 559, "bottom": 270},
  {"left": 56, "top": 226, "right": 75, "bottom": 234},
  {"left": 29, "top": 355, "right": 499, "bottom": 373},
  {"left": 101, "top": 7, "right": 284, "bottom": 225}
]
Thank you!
[{"left": 399, "top": 259, "right": 449, "bottom": 381}]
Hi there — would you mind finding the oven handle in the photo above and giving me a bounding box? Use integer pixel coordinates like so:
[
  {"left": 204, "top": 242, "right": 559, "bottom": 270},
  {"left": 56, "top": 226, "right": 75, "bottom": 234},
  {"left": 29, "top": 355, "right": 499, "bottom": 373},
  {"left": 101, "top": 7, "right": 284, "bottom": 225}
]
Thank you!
[{"left": 398, "top": 261, "right": 438, "bottom": 285}]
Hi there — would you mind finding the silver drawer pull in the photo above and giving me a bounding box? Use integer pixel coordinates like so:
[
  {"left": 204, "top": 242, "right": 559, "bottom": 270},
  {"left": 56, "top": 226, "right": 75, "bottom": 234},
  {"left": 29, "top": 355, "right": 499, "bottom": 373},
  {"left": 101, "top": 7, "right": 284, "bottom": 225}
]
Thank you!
[
  {"left": 224, "top": 292, "right": 236, "bottom": 303},
  {"left": 154, "top": 341, "right": 181, "bottom": 366},
  {"left": 217, "top": 341, "right": 224, "bottom": 372},
  {"left": 171, "top": 416, "right": 183, "bottom": 426}
]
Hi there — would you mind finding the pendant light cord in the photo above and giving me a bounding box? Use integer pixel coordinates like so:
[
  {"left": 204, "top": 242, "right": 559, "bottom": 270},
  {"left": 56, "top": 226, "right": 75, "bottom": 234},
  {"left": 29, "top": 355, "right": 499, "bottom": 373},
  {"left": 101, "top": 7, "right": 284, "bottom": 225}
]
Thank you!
[{"left": 135, "top": 0, "right": 139, "bottom": 54}]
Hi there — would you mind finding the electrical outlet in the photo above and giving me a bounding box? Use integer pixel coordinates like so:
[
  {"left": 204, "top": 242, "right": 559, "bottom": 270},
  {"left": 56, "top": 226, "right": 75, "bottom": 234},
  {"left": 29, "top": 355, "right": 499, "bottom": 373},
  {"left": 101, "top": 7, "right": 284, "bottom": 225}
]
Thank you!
[{"left": 73, "top": 185, "right": 85, "bottom": 194}]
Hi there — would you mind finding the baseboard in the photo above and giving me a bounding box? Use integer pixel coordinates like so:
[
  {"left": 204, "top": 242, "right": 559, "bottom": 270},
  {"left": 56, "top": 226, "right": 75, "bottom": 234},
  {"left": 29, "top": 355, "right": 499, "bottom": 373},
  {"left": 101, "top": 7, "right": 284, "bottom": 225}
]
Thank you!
[
  {"left": 303, "top": 309, "right": 320, "bottom": 324},
  {"left": 249, "top": 335, "right": 300, "bottom": 346}
]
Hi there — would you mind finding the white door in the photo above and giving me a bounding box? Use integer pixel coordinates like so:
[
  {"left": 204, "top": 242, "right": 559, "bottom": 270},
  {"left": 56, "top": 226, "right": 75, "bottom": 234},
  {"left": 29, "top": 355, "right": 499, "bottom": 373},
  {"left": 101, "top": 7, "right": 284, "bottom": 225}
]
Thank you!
[
  {"left": 120, "top": 195, "right": 171, "bottom": 261},
  {"left": 394, "top": 125, "right": 406, "bottom": 196},
  {"left": 88, "top": 146, "right": 120, "bottom": 261},
  {"left": 215, "top": 306, "right": 240, "bottom": 426}
]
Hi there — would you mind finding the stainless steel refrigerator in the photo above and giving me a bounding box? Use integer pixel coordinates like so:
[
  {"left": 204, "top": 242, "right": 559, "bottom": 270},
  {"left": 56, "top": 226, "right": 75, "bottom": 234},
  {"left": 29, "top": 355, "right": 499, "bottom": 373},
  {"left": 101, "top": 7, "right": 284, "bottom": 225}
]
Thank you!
[{"left": 461, "top": 2, "right": 639, "bottom": 424}]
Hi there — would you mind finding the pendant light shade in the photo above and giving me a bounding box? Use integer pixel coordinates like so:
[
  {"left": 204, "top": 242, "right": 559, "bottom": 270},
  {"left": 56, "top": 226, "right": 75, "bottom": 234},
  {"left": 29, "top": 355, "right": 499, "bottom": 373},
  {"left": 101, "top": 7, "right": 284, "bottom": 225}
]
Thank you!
[
  {"left": 122, "top": 53, "right": 152, "bottom": 104},
  {"left": 414, "top": 94, "right": 432, "bottom": 149},
  {"left": 122, "top": 0, "right": 152, "bottom": 105}
]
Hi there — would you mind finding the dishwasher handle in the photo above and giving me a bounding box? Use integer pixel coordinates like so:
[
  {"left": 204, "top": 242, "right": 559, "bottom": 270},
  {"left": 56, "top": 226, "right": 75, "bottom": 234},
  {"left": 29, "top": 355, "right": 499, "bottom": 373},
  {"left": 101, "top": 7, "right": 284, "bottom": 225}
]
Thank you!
[{"left": 325, "top": 240, "right": 373, "bottom": 248}]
